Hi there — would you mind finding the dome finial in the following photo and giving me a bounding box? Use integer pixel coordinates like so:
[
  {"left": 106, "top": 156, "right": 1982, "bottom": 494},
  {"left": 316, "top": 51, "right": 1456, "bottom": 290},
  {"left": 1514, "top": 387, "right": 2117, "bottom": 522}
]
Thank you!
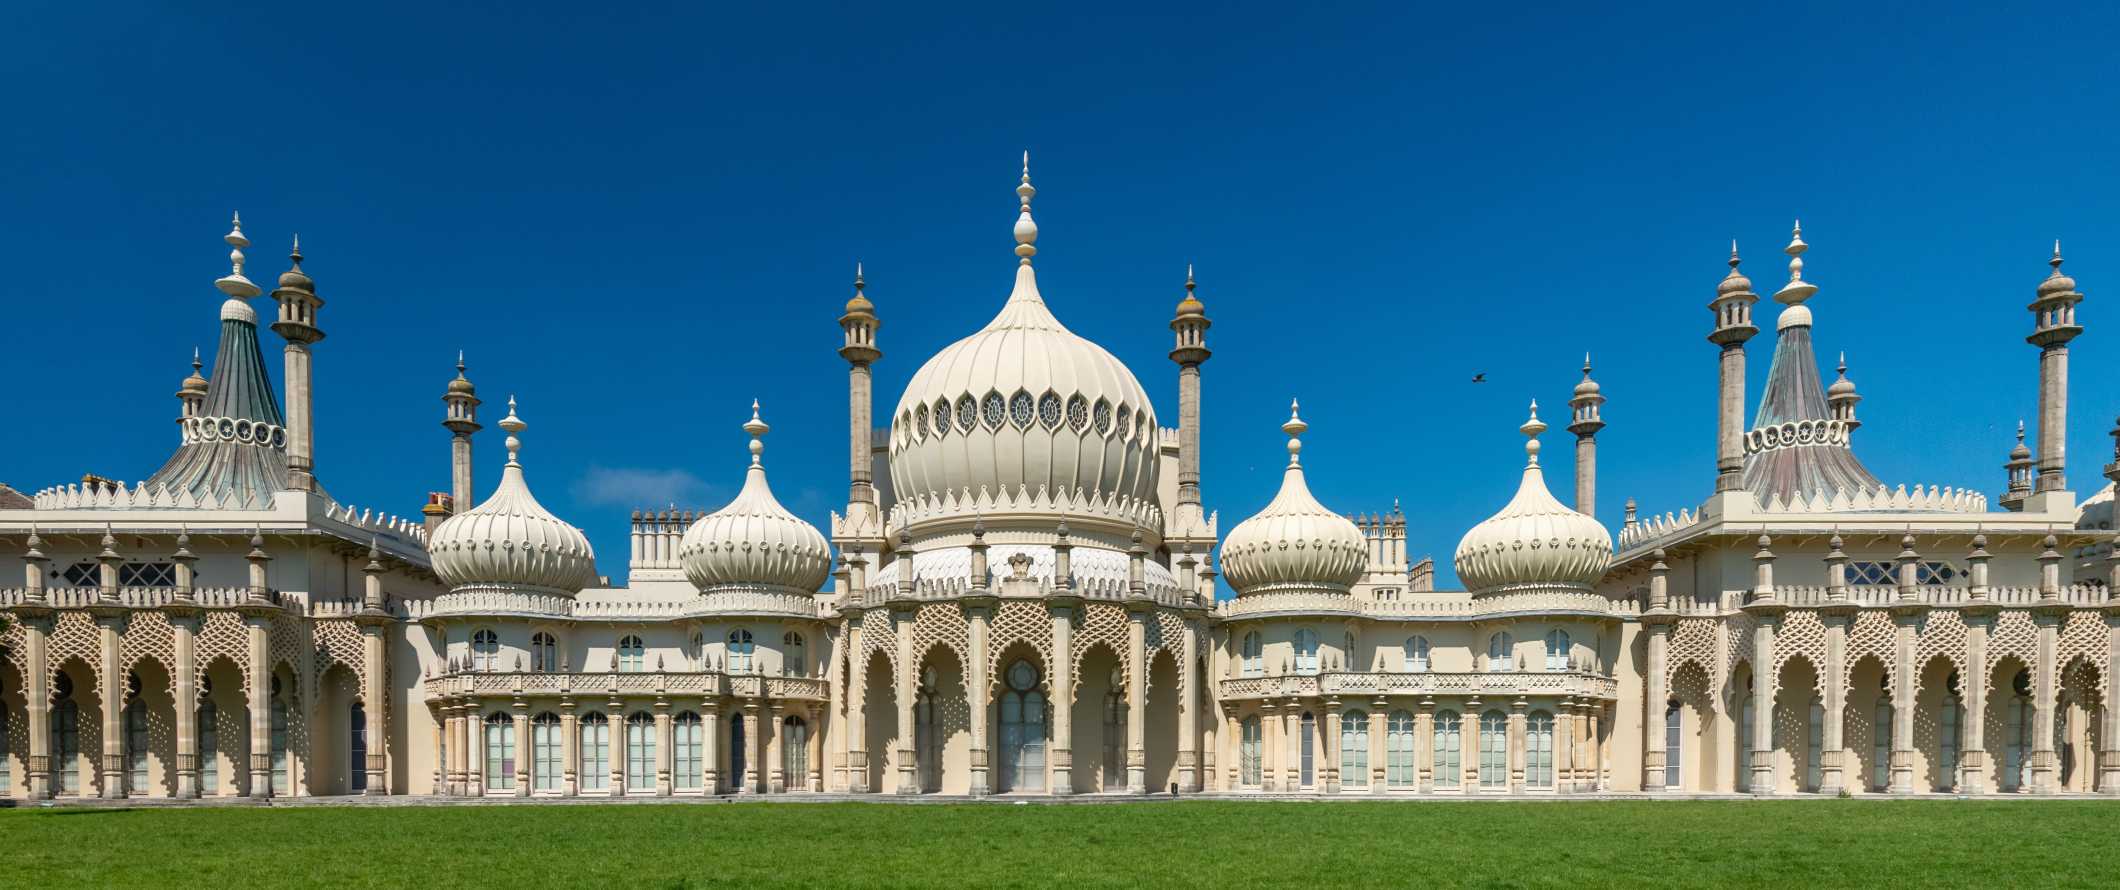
[
  {"left": 456, "top": 350, "right": 467, "bottom": 375},
  {"left": 1014, "top": 151, "right": 1038, "bottom": 264},
  {"left": 192, "top": 347, "right": 203, "bottom": 374},
  {"left": 500, "top": 395, "right": 525, "bottom": 465},
  {"left": 1521, "top": 399, "right": 1547, "bottom": 466},
  {"left": 745, "top": 399, "right": 770, "bottom": 466},
  {"left": 2051, "top": 239, "right": 2065, "bottom": 275},
  {"left": 1283, "top": 398, "right": 1307, "bottom": 465},
  {"left": 855, "top": 261, "right": 865, "bottom": 291},
  {"left": 214, "top": 211, "right": 261, "bottom": 299},
  {"left": 1773, "top": 219, "right": 1817, "bottom": 306},
  {"left": 289, "top": 233, "right": 303, "bottom": 269}
]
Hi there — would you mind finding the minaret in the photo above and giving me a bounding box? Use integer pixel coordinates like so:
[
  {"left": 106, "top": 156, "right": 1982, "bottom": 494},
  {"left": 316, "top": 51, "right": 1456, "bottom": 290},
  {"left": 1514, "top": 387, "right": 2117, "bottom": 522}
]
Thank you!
[
  {"left": 442, "top": 352, "right": 482, "bottom": 510},
  {"left": 839, "top": 262, "right": 882, "bottom": 521},
  {"left": 2002, "top": 421, "right": 2035, "bottom": 510},
  {"left": 1568, "top": 353, "right": 1604, "bottom": 518},
  {"left": 1170, "top": 264, "right": 1213, "bottom": 533},
  {"left": 2028, "top": 241, "right": 2084, "bottom": 496},
  {"left": 176, "top": 349, "right": 208, "bottom": 422},
  {"left": 270, "top": 235, "right": 325, "bottom": 491},
  {"left": 1708, "top": 240, "right": 1759, "bottom": 493},
  {"left": 1826, "top": 352, "right": 1861, "bottom": 437}
]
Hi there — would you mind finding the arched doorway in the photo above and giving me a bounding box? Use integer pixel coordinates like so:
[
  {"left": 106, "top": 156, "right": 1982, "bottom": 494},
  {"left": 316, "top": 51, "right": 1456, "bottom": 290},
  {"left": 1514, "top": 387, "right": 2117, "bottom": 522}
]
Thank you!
[
  {"left": 729, "top": 712, "right": 747, "bottom": 793},
  {"left": 781, "top": 715, "right": 809, "bottom": 791},
  {"left": 997, "top": 660, "right": 1046, "bottom": 792}
]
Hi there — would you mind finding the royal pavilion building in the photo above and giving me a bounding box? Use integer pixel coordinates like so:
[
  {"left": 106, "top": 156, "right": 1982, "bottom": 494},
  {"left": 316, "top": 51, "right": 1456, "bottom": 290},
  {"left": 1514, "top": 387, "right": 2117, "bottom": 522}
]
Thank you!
[{"left": 2, "top": 165, "right": 2117, "bottom": 802}]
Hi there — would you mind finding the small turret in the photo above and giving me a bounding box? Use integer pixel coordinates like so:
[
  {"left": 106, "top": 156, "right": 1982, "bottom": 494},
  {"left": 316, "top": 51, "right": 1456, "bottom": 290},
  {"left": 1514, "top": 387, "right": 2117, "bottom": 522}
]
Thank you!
[
  {"left": 1709, "top": 241, "right": 1759, "bottom": 492},
  {"left": 177, "top": 348, "right": 208, "bottom": 421},
  {"left": 2029, "top": 241, "right": 2085, "bottom": 495},
  {"left": 1568, "top": 353, "right": 1605, "bottom": 518},
  {"left": 2002, "top": 420, "right": 2035, "bottom": 511},
  {"left": 442, "top": 352, "right": 481, "bottom": 512},
  {"left": 271, "top": 235, "right": 325, "bottom": 492},
  {"left": 1826, "top": 352, "right": 1861, "bottom": 436},
  {"left": 1170, "top": 265, "right": 1212, "bottom": 522}
]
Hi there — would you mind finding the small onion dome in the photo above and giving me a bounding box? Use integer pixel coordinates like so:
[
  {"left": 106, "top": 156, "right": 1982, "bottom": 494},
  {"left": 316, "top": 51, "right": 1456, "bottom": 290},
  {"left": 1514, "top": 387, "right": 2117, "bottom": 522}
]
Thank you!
[
  {"left": 1572, "top": 357, "right": 1601, "bottom": 398},
  {"left": 1219, "top": 401, "right": 1367, "bottom": 595},
  {"left": 276, "top": 235, "right": 313, "bottom": 291},
  {"left": 447, "top": 353, "right": 476, "bottom": 394},
  {"left": 1826, "top": 355, "right": 1857, "bottom": 398},
  {"left": 1717, "top": 241, "right": 1753, "bottom": 297},
  {"left": 845, "top": 263, "right": 876, "bottom": 315},
  {"left": 679, "top": 402, "right": 831, "bottom": 593},
  {"left": 1175, "top": 265, "right": 1206, "bottom": 317},
  {"left": 1454, "top": 401, "right": 1612, "bottom": 593},
  {"left": 179, "top": 349, "right": 208, "bottom": 396},
  {"left": 2039, "top": 241, "right": 2078, "bottom": 298},
  {"left": 428, "top": 398, "right": 596, "bottom": 593},
  {"left": 2010, "top": 421, "right": 2033, "bottom": 461}
]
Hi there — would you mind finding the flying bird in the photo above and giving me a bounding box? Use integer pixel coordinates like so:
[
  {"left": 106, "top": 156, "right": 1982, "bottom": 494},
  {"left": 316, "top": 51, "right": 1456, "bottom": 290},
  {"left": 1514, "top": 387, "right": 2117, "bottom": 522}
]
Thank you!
[{"left": 1470, "top": 373, "right": 1486, "bottom": 384}]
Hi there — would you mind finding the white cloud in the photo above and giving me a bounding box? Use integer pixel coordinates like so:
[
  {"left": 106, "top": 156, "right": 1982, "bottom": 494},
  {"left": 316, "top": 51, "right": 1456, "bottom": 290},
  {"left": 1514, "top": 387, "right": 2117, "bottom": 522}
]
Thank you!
[{"left": 571, "top": 466, "right": 714, "bottom": 508}]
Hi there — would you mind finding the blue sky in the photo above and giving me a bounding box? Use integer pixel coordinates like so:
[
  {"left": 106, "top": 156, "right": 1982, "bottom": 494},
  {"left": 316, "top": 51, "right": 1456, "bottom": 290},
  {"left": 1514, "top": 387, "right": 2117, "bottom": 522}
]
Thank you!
[{"left": 5, "top": 2, "right": 2118, "bottom": 590}]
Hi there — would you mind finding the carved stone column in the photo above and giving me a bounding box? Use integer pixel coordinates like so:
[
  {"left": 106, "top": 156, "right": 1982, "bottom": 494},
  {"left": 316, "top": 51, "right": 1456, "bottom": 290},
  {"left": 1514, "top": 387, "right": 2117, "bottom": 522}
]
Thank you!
[
  {"left": 170, "top": 610, "right": 200, "bottom": 798},
  {"left": 1048, "top": 595, "right": 1078, "bottom": 795},
  {"left": 605, "top": 706, "right": 624, "bottom": 794},
  {"left": 744, "top": 698, "right": 765, "bottom": 793},
  {"left": 965, "top": 596, "right": 993, "bottom": 797},
  {"left": 514, "top": 705, "right": 533, "bottom": 797},
  {"left": 700, "top": 699, "right": 720, "bottom": 794},
  {"left": 1258, "top": 701, "right": 1278, "bottom": 792},
  {"left": 1507, "top": 697, "right": 1527, "bottom": 793},
  {"left": 95, "top": 609, "right": 125, "bottom": 798},
  {"left": 767, "top": 701, "right": 787, "bottom": 794},
  {"left": 891, "top": 604, "right": 918, "bottom": 795},
  {"left": 359, "top": 618, "right": 389, "bottom": 795},
  {"left": 1416, "top": 696, "right": 1435, "bottom": 793},
  {"left": 653, "top": 700, "right": 673, "bottom": 796},
  {"left": 560, "top": 702, "right": 580, "bottom": 797},
  {"left": 1460, "top": 699, "right": 1481, "bottom": 791},
  {"left": 843, "top": 615, "right": 866, "bottom": 793},
  {"left": 1177, "top": 618, "right": 1201, "bottom": 792},
  {"left": 1370, "top": 699, "right": 1387, "bottom": 794},
  {"left": 245, "top": 614, "right": 273, "bottom": 798},
  {"left": 808, "top": 702, "right": 825, "bottom": 792},
  {"left": 1124, "top": 601, "right": 1149, "bottom": 794}
]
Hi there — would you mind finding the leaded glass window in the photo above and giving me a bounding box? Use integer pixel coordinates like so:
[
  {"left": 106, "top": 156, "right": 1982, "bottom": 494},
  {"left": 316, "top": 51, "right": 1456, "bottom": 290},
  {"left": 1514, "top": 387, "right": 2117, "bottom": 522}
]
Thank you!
[
  {"left": 120, "top": 562, "right": 175, "bottom": 587},
  {"left": 1341, "top": 710, "right": 1369, "bottom": 789},
  {"left": 617, "top": 636, "right": 645, "bottom": 673},
  {"left": 1037, "top": 392, "right": 1062, "bottom": 429},
  {"left": 1664, "top": 700, "right": 1682, "bottom": 789},
  {"left": 673, "top": 712, "right": 703, "bottom": 791},
  {"left": 913, "top": 403, "right": 928, "bottom": 440},
  {"left": 125, "top": 700, "right": 149, "bottom": 794},
  {"left": 1115, "top": 405, "right": 1132, "bottom": 440},
  {"left": 1544, "top": 629, "right": 1570, "bottom": 671},
  {"left": 1241, "top": 632, "right": 1263, "bottom": 677},
  {"left": 532, "top": 712, "right": 562, "bottom": 791},
  {"left": 1405, "top": 636, "right": 1430, "bottom": 672},
  {"left": 934, "top": 399, "right": 952, "bottom": 437},
  {"left": 1093, "top": 399, "right": 1112, "bottom": 434},
  {"left": 783, "top": 631, "right": 805, "bottom": 677},
  {"left": 1487, "top": 632, "right": 1514, "bottom": 671},
  {"left": 198, "top": 700, "right": 218, "bottom": 796},
  {"left": 1066, "top": 395, "right": 1088, "bottom": 431},
  {"left": 1240, "top": 717, "right": 1262, "bottom": 787},
  {"left": 1527, "top": 711, "right": 1554, "bottom": 788},
  {"left": 1009, "top": 391, "right": 1034, "bottom": 429},
  {"left": 1294, "top": 629, "right": 1319, "bottom": 674},
  {"left": 531, "top": 632, "right": 557, "bottom": 672},
  {"left": 982, "top": 392, "right": 1006, "bottom": 430},
  {"left": 728, "top": 629, "right": 755, "bottom": 673},
  {"left": 782, "top": 716, "right": 809, "bottom": 789},
  {"left": 485, "top": 712, "right": 516, "bottom": 791},
  {"left": 472, "top": 629, "right": 499, "bottom": 671},
  {"left": 1299, "top": 712, "right": 1316, "bottom": 787},
  {"left": 956, "top": 395, "right": 978, "bottom": 433},
  {"left": 1873, "top": 700, "right": 1894, "bottom": 791}
]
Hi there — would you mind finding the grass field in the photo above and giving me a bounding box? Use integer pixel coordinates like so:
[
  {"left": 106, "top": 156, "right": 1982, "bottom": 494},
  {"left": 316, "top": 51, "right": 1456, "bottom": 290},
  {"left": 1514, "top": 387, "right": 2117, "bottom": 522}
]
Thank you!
[{"left": 0, "top": 799, "right": 2107, "bottom": 888}]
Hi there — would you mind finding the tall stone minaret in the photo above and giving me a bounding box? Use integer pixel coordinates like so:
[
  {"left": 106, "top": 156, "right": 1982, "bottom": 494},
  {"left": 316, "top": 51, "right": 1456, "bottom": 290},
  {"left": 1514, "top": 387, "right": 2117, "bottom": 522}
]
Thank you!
[
  {"left": 442, "top": 353, "right": 481, "bottom": 509},
  {"left": 1170, "top": 265, "right": 1213, "bottom": 536},
  {"left": 1708, "top": 241, "right": 1759, "bottom": 493},
  {"left": 271, "top": 236, "right": 325, "bottom": 492},
  {"left": 839, "top": 263, "right": 882, "bottom": 527},
  {"left": 2029, "top": 242, "right": 2084, "bottom": 496},
  {"left": 1568, "top": 354, "right": 1604, "bottom": 519}
]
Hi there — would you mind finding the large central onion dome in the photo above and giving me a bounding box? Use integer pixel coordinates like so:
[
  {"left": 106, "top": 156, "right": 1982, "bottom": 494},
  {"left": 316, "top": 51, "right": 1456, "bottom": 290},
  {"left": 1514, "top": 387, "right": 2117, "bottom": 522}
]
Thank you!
[
  {"left": 887, "top": 160, "right": 1160, "bottom": 527},
  {"left": 1454, "top": 402, "right": 1611, "bottom": 593},
  {"left": 1220, "top": 402, "right": 1367, "bottom": 595},
  {"left": 428, "top": 398, "right": 597, "bottom": 593},
  {"left": 679, "top": 403, "right": 831, "bottom": 592}
]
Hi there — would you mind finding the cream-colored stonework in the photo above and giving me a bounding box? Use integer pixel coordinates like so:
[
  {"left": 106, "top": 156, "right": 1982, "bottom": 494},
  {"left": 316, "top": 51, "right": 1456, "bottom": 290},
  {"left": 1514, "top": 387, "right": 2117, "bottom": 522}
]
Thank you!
[{"left": 2, "top": 190, "right": 2116, "bottom": 804}]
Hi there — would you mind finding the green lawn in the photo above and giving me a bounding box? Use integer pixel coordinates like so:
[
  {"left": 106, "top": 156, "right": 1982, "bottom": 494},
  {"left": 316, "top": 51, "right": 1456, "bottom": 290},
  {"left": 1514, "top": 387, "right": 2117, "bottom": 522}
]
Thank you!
[{"left": 0, "top": 799, "right": 2106, "bottom": 888}]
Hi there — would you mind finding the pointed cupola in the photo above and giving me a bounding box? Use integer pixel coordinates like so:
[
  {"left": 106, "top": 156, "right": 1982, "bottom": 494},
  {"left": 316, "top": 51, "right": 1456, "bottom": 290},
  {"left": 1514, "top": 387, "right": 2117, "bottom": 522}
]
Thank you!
[{"left": 1740, "top": 222, "right": 1882, "bottom": 503}]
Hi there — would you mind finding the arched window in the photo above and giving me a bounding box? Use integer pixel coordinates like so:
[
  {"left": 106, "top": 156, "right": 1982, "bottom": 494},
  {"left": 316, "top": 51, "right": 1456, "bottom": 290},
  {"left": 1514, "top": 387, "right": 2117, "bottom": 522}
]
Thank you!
[
  {"left": 484, "top": 712, "right": 516, "bottom": 791},
  {"left": 1663, "top": 699, "right": 1683, "bottom": 790},
  {"left": 1340, "top": 710, "right": 1369, "bottom": 789},
  {"left": 532, "top": 712, "right": 562, "bottom": 792},
  {"left": 1940, "top": 677, "right": 1963, "bottom": 791},
  {"left": 1736, "top": 685, "right": 1755, "bottom": 793},
  {"left": 1544, "top": 629, "right": 1570, "bottom": 671},
  {"left": 197, "top": 698, "right": 219, "bottom": 796},
  {"left": 783, "top": 631, "right": 806, "bottom": 677},
  {"left": 1386, "top": 711, "right": 1416, "bottom": 787},
  {"left": 269, "top": 684, "right": 290, "bottom": 796},
  {"left": 1487, "top": 632, "right": 1515, "bottom": 672},
  {"left": 998, "top": 661, "right": 1046, "bottom": 793},
  {"left": 625, "top": 712, "right": 656, "bottom": 792},
  {"left": 1299, "top": 712, "right": 1317, "bottom": 787},
  {"left": 125, "top": 697, "right": 149, "bottom": 795},
  {"left": 579, "top": 712, "right": 610, "bottom": 792},
  {"left": 472, "top": 629, "right": 500, "bottom": 672},
  {"left": 673, "top": 712, "right": 703, "bottom": 791},
  {"left": 728, "top": 629, "right": 755, "bottom": 673},
  {"left": 1526, "top": 711, "right": 1554, "bottom": 788},
  {"left": 1344, "top": 632, "right": 1358, "bottom": 669},
  {"left": 1404, "top": 636, "right": 1430, "bottom": 672},
  {"left": 1872, "top": 698, "right": 1893, "bottom": 791},
  {"left": 1241, "top": 632, "right": 1263, "bottom": 677},
  {"left": 1239, "top": 716, "right": 1263, "bottom": 787},
  {"left": 2005, "top": 668, "right": 2032, "bottom": 791},
  {"left": 1294, "top": 630, "right": 1320, "bottom": 674},
  {"left": 730, "top": 713, "right": 747, "bottom": 792},
  {"left": 531, "top": 633, "right": 558, "bottom": 672},
  {"left": 1433, "top": 709, "right": 1461, "bottom": 789},
  {"left": 350, "top": 701, "right": 369, "bottom": 792},
  {"left": 782, "top": 715, "right": 809, "bottom": 789},
  {"left": 616, "top": 636, "right": 645, "bottom": 673},
  {"left": 53, "top": 675, "right": 81, "bottom": 795},
  {"left": 1807, "top": 701, "right": 1825, "bottom": 791},
  {"left": 1478, "top": 711, "right": 1508, "bottom": 789}
]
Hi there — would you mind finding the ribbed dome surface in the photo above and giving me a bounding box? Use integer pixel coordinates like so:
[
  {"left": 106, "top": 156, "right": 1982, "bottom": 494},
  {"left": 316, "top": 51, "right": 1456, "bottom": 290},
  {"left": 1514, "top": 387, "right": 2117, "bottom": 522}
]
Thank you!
[
  {"left": 1220, "top": 406, "right": 1366, "bottom": 594},
  {"left": 888, "top": 263, "right": 1159, "bottom": 514},
  {"left": 428, "top": 404, "right": 596, "bottom": 593},
  {"left": 679, "top": 409, "right": 831, "bottom": 592},
  {"left": 1454, "top": 406, "right": 1611, "bottom": 593}
]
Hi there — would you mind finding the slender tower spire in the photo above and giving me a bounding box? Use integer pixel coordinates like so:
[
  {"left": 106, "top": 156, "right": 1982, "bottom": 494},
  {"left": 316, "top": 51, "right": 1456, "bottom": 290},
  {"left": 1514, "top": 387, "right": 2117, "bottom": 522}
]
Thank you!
[
  {"left": 2002, "top": 420, "right": 2036, "bottom": 510},
  {"left": 1015, "top": 151, "right": 1038, "bottom": 265},
  {"left": 1568, "top": 353, "right": 1605, "bottom": 518},
  {"left": 441, "top": 352, "right": 482, "bottom": 514},
  {"left": 271, "top": 234, "right": 325, "bottom": 492},
  {"left": 839, "top": 260, "right": 882, "bottom": 527},
  {"left": 2028, "top": 240, "right": 2084, "bottom": 497},
  {"left": 1170, "top": 264, "right": 1213, "bottom": 537},
  {"left": 1708, "top": 240, "right": 1760, "bottom": 493}
]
